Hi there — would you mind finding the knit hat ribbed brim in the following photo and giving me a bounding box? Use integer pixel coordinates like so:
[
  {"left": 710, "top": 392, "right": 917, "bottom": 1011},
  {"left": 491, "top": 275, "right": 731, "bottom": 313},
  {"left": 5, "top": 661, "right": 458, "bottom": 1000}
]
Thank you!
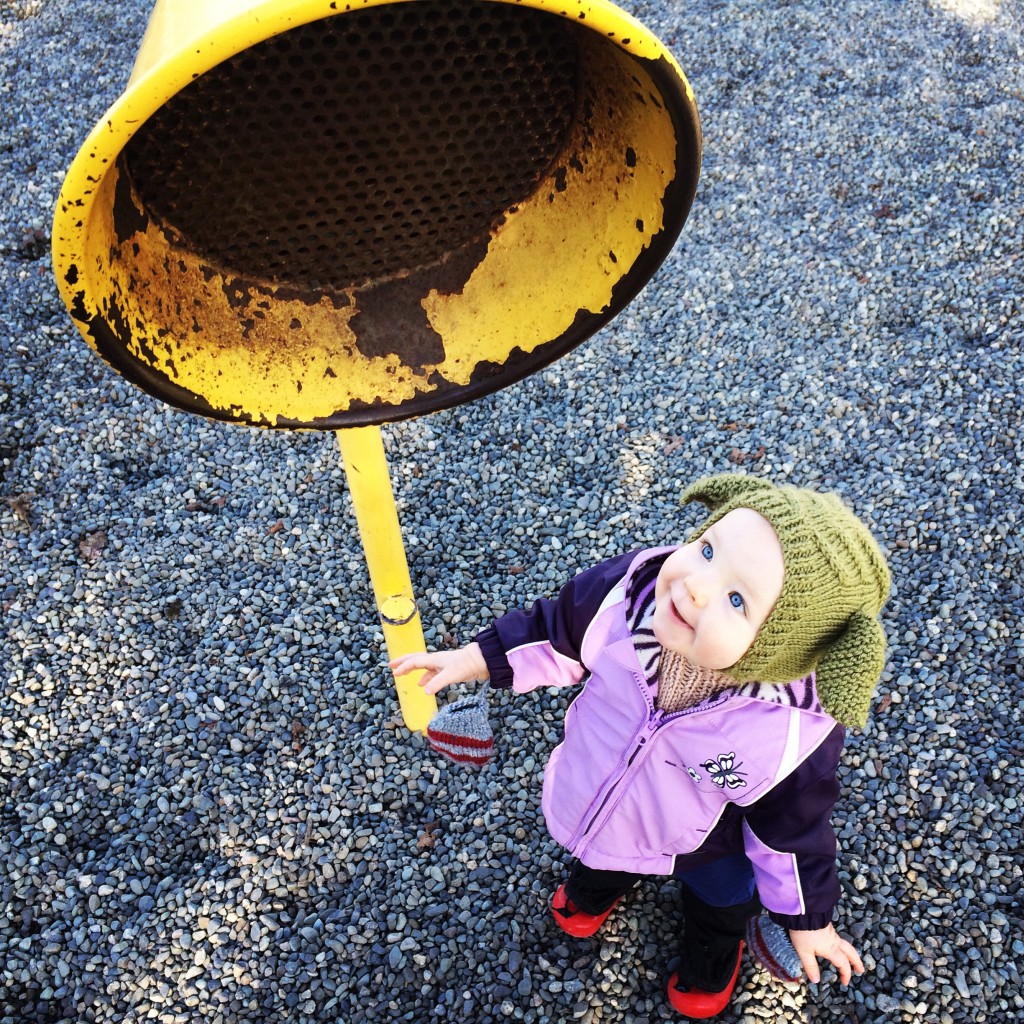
[{"left": 427, "top": 694, "right": 494, "bottom": 766}]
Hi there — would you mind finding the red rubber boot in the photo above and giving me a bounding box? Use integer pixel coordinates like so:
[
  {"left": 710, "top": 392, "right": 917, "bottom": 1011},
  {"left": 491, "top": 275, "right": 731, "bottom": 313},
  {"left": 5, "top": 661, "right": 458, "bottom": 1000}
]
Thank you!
[
  {"left": 667, "top": 942, "right": 744, "bottom": 1018},
  {"left": 550, "top": 884, "right": 621, "bottom": 938}
]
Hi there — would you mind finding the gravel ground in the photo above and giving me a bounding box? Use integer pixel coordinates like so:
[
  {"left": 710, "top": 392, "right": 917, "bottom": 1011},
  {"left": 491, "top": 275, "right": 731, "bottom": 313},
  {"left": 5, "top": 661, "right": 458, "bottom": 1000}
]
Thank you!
[{"left": 2, "top": 1, "right": 1023, "bottom": 1022}]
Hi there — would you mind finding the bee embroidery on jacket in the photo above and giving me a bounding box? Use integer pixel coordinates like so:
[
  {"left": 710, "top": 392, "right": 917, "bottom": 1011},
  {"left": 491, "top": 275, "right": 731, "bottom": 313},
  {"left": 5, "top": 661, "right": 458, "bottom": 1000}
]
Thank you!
[{"left": 700, "top": 752, "right": 748, "bottom": 789}]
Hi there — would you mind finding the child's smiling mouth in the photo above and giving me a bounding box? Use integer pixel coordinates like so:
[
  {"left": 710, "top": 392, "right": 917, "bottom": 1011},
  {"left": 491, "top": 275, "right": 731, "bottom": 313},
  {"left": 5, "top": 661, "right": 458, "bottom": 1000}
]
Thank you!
[{"left": 668, "top": 600, "right": 693, "bottom": 630}]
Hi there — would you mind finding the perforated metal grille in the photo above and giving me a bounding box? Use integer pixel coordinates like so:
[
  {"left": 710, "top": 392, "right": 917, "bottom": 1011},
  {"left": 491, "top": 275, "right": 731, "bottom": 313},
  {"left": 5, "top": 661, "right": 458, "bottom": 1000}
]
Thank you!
[{"left": 124, "top": 1, "right": 580, "bottom": 289}]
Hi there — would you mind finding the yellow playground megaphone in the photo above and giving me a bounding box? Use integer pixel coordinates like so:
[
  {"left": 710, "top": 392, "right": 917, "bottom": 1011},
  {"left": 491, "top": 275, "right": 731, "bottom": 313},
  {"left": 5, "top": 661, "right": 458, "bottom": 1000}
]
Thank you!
[
  {"left": 53, "top": 0, "right": 701, "bottom": 731},
  {"left": 53, "top": 0, "right": 700, "bottom": 428}
]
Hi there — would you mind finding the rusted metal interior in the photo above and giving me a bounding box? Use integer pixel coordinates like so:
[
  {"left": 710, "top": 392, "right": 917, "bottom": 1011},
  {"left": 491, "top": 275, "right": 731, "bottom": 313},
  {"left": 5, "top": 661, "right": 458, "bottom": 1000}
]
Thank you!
[
  {"left": 123, "top": 2, "right": 579, "bottom": 291},
  {"left": 57, "top": 0, "right": 699, "bottom": 427}
]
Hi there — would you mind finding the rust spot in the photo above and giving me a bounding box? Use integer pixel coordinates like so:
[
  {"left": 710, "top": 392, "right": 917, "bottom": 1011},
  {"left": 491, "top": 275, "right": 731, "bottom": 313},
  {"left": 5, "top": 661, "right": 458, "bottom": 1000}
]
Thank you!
[
  {"left": 103, "top": 295, "right": 132, "bottom": 350},
  {"left": 349, "top": 237, "right": 487, "bottom": 369},
  {"left": 69, "top": 288, "right": 89, "bottom": 322},
  {"left": 221, "top": 280, "right": 252, "bottom": 311},
  {"left": 111, "top": 165, "right": 149, "bottom": 244},
  {"left": 349, "top": 276, "right": 446, "bottom": 366}
]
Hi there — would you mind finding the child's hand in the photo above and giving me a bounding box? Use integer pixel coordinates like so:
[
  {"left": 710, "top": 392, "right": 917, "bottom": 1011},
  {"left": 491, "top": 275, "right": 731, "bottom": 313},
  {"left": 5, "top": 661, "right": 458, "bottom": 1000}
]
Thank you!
[
  {"left": 788, "top": 924, "right": 864, "bottom": 985},
  {"left": 390, "top": 643, "right": 489, "bottom": 695}
]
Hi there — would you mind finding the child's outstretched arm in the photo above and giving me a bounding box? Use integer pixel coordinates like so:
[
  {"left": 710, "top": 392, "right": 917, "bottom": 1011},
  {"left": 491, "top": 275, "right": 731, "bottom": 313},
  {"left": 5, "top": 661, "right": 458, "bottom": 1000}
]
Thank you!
[
  {"left": 390, "top": 643, "right": 489, "bottom": 695},
  {"left": 788, "top": 924, "right": 864, "bottom": 985}
]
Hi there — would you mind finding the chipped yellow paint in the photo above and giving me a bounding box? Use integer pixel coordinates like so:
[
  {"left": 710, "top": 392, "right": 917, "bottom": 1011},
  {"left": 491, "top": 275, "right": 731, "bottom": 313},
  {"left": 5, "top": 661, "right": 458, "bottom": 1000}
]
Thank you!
[
  {"left": 54, "top": 0, "right": 696, "bottom": 426},
  {"left": 71, "top": 26, "right": 678, "bottom": 425},
  {"left": 422, "top": 38, "right": 676, "bottom": 379},
  {"left": 84, "top": 166, "right": 444, "bottom": 424}
]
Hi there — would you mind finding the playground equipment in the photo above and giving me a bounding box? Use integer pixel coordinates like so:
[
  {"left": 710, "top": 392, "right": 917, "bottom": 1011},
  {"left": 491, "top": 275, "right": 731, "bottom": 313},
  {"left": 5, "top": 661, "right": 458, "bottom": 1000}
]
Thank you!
[{"left": 52, "top": 0, "right": 701, "bottom": 732}]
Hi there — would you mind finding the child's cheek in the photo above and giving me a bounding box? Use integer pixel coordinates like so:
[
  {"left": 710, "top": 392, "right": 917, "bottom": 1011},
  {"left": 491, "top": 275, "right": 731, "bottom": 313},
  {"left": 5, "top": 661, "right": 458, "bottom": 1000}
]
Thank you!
[{"left": 729, "top": 622, "right": 759, "bottom": 665}]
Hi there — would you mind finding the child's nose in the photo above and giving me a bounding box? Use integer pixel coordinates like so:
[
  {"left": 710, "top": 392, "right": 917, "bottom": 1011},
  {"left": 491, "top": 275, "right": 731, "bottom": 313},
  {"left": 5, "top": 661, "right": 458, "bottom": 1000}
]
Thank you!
[{"left": 686, "top": 576, "right": 708, "bottom": 609}]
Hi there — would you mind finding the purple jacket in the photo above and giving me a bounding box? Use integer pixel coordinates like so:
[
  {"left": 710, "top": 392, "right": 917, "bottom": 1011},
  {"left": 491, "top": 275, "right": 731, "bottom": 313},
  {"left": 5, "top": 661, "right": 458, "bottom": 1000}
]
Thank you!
[{"left": 476, "top": 548, "right": 846, "bottom": 930}]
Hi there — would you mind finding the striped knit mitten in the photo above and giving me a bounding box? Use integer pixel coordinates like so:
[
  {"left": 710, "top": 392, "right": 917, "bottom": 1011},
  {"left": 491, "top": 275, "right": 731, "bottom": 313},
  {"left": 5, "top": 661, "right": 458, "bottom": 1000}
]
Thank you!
[
  {"left": 427, "top": 693, "right": 494, "bottom": 766},
  {"left": 746, "top": 915, "right": 803, "bottom": 984}
]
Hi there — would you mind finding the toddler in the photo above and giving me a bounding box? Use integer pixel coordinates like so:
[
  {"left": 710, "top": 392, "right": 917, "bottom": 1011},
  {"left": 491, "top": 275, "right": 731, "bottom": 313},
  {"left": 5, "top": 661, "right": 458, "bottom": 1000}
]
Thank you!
[{"left": 392, "top": 474, "right": 890, "bottom": 1018}]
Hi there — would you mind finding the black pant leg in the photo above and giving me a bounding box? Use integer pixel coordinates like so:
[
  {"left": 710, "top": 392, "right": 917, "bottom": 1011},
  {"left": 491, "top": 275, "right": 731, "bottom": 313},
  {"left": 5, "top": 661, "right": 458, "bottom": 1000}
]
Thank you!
[
  {"left": 564, "top": 860, "right": 642, "bottom": 915},
  {"left": 675, "top": 884, "right": 762, "bottom": 990}
]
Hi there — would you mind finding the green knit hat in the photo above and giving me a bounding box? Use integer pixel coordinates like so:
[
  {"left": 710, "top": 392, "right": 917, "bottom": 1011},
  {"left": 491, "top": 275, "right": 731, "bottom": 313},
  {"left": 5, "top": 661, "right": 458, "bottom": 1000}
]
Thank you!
[{"left": 682, "top": 474, "right": 891, "bottom": 728}]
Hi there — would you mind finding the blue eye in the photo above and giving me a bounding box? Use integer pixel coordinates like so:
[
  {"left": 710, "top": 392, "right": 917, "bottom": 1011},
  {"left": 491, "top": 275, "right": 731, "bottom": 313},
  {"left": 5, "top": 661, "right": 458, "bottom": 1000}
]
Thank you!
[
  {"left": 701, "top": 542, "right": 713, "bottom": 561},
  {"left": 729, "top": 592, "right": 745, "bottom": 611}
]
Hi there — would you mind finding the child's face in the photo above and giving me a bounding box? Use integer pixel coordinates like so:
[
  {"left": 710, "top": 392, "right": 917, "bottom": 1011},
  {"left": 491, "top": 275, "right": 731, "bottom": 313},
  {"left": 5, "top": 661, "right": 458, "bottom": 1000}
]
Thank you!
[{"left": 653, "top": 508, "right": 784, "bottom": 670}]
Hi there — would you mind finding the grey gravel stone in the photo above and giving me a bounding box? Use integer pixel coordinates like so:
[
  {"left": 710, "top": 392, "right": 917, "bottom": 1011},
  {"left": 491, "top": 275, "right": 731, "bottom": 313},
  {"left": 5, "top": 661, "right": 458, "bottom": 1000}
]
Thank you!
[{"left": 2, "top": 1, "right": 1023, "bottom": 1023}]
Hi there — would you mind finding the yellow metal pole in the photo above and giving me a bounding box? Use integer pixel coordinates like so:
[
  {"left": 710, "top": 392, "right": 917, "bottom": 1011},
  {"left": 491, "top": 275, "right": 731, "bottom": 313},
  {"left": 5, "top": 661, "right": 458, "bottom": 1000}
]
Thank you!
[{"left": 336, "top": 425, "right": 437, "bottom": 733}]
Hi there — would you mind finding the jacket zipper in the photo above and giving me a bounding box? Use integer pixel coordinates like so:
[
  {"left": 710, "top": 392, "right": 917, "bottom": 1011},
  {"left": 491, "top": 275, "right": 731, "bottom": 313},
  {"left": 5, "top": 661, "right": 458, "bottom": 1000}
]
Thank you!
[{"left": 567, "top": 704, "right": 667, "bottom": 851}]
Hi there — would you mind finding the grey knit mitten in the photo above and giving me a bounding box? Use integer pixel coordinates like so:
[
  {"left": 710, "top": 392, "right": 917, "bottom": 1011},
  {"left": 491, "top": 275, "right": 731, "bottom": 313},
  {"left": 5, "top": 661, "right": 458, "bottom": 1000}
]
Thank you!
[
  {"left": 746, "top": 915, "right": 803, "bottom": 983},
  {"left": 427, "top": 693, "right": 494, "bottom": 766}
]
